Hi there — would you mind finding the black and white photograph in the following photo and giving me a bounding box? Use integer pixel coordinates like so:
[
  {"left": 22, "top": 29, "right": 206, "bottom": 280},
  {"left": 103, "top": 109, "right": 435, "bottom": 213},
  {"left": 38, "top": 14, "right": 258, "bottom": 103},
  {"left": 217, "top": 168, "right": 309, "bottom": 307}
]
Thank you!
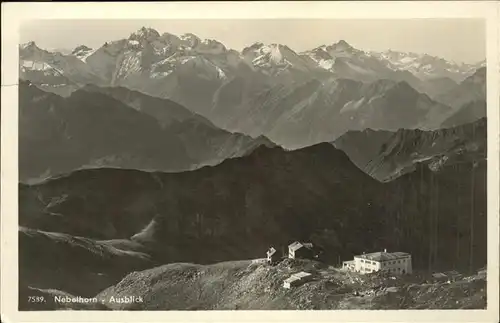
[{"left": 1, "top": 1, "right": 499, "bottom": 321}]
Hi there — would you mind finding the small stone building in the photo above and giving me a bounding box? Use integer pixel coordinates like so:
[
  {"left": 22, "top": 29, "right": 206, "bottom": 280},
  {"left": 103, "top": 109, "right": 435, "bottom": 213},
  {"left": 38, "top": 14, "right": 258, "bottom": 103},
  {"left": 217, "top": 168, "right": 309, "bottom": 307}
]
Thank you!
[
  {"left": 266, "top": 247, "right": 279, "bottom": 264},
  {"left": 283, "top": 271, "right": 313, "bottom": 289}
]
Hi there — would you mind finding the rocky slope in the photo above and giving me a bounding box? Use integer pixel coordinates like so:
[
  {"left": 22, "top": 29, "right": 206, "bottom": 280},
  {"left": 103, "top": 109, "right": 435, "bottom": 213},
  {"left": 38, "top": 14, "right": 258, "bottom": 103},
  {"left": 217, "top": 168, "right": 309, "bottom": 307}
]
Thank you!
[
  {"left": 97, "top": 258, "right": 486, "bottom": 310},
  {"left": 334, "top": 118, "right": 486, "bottom": 182},
  {"left": 20, "top": 258, "right": 487, "bottom": 310},
  {"left": 19, "top": 81, "right": 274, "bottom": 182}
]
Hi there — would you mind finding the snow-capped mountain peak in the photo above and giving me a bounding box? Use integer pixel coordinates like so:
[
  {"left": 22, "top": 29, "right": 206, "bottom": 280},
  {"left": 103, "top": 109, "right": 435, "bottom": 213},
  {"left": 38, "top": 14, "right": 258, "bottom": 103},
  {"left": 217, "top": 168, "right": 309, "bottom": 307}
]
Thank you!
[
  {"left": 258, "top": 44, "right": 286, "bottom": 62},
  {"left": 368, "top": 49, "right": 480, "bottom": 81},
  {"left": 19, "top": 41, "right": 48, "bottom": 61},
  {"left": 20, "top": 41, "right": 38, "bottom": 50},
  {"left": 19, "top": 41, "right": 46, "bottom": 57},
  {"left": 180, "top": 33, "right": 201, "bottom": 47},
  {"left": 331, "top": 40, "right": 353, "bottom": 51},
  {"left": 71, "top": 45, "right": 96, "bottom": 62},
  {"left": 242, "top": 42, "right": 264, "bottom": 53},
  {"left": 323, "top": 40, "right": 360, "bottom": 58},
  {"left": 240, "top": 42, "right": 316, "bottom": 74},
  {"left": 129, "top": 27, "right": 160, "bottom": 42},
  {"left": 301, "top": 40, "right": 362, "bottom": 69},
  {"left": 72, "top": 45, "right": 93, "bottom": 55}
]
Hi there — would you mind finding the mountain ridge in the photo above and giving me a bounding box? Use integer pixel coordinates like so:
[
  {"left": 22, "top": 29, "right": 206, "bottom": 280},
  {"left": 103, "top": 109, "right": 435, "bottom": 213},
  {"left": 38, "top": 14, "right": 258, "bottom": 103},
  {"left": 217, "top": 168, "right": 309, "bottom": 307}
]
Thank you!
[
  {"left": 20, "top": 139, "right": 486, "bottom": 272},
  {"left": 333, "top": 117, "right": 486, "bottom": 182},
  {"left": 19, "top": 28, "right": 486, "bottom": 148}
]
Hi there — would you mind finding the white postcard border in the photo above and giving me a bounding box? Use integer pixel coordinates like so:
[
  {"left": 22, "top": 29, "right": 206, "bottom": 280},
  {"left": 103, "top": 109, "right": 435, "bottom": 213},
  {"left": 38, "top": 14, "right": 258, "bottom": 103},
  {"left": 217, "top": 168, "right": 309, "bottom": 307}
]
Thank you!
[{"left": 1, "top": 1, "right": 499, "bottom": 322}]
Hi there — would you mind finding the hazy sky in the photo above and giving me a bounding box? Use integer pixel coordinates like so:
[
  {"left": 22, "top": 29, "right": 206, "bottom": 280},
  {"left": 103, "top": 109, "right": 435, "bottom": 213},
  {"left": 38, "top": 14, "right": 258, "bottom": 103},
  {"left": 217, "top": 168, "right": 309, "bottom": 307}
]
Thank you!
[{"left": 20, "top": 19, "right": 486, "bottom": 63}]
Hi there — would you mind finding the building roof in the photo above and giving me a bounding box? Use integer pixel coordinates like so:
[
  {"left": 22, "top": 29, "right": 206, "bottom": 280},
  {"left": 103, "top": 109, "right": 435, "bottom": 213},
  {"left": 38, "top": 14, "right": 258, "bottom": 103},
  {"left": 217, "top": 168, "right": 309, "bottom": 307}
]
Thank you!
[
  {"left": 354, "top": 251, "right": 410, "bottom": 262},
  {"left": 432, "top": 273, "right": 447, "bottom": 279},
  {"left": 343, "top": 260, "right": 355, "bottom": 265},
  {"left": 267, "top": 247, "right": 277, "bottom": 256},
  {"left": 284, "top": 271, "right": 312, "bottom": 283},
  {"left": 284, "top": 276, "right": 301, "bottom": 284},
  {"left": 288, "top": 241, "right": 313, "bottom": 252},
  {"left": 444, "top": 270, "right": 461, "bottom": 276},
  {"left": 292, "top": 271, "right": 312, "bottom": 279}
]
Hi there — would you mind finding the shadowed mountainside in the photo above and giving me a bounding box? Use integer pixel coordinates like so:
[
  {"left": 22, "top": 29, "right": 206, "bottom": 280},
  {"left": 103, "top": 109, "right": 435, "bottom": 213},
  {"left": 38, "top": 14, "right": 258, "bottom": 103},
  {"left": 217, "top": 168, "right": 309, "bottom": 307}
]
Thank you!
[
  {"left": 333, "top": 118, "right": 486, "bottom": 182},
  {"left": 441, "top": 100, "right": 486, "bottom": 128},
  {"left": 214, "top": 78, "right": 453, "bottom": 148},
  {"left": 19, "top": 81, "right": 275, "bottom": 183},
  {"left": 435, "top": 67, "right": 486, "bottom": 110},
  {"left": 20, "top": 143, "right": 486, "bottom": 276}
]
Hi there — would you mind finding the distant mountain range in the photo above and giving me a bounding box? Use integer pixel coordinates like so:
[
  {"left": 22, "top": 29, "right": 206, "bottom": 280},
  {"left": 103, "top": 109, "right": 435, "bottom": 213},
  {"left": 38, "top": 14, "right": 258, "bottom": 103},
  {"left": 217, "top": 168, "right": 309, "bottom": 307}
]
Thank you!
[
  {"left": 19, "top": 80, "right": 274, "bottom": 182},
  {"left": 19, "top": 27, "right": 486, "bottom": 148}
]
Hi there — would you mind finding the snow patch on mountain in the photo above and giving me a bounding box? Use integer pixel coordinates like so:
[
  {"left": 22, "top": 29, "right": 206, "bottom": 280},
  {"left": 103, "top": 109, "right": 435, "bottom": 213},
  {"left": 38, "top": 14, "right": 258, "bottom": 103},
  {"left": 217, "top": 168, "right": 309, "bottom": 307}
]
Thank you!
[
  {"left": 114, "top": 51, "right": 143, "bottom": 79},
  {"left": 150, "top": 71, "right": 173, "bottom": 78},
  {"left": 285, "top": 91, "right": 321, "bottom": 120},
  {"left": 345, "top": 61, "right": 376, "bottom": 75},
  {"left": 21, "top": 60, "right": 56, "bottom": 72},
  {"left": 215, "top": 66, "right": 226, "bottom": 79},
  {"left": 196, "top": 39, "right": 227, "bottom": 55},
  {"left": 317, "top": 58, "right": 334, "bottom": 70},
  {"left": 340, "top": 98, "right": 365, "bottom": 113}
]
